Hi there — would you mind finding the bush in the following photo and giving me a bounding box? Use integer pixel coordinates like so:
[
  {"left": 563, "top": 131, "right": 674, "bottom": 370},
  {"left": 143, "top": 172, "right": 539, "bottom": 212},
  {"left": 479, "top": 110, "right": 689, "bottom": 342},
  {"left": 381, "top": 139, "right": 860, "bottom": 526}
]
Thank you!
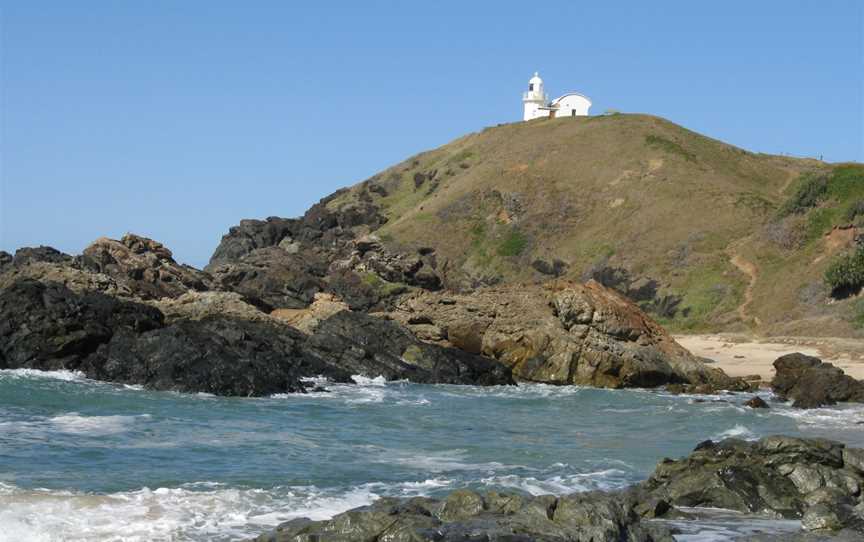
[
  {"left": 778, "top": 173, "right": 828, "bottom": 216},
  {"left": 824, "top": 246, "right": 864, "bottom": 296},
  {"left": 763, "top": 215, "right": 806, "bottom": 250},
  {"left": 845, "top": 200, "right": 864, "bottom": 223}
]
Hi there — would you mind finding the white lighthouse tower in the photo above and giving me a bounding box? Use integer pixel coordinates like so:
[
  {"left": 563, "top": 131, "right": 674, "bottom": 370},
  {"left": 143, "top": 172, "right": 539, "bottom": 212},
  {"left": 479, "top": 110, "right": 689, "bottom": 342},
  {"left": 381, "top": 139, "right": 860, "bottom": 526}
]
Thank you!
[
  {"left": 522, "top": 72, "right": 547, "bottom": 121},
  {"left": 521, "top": 72, "right": 592, "bottom": 121}
]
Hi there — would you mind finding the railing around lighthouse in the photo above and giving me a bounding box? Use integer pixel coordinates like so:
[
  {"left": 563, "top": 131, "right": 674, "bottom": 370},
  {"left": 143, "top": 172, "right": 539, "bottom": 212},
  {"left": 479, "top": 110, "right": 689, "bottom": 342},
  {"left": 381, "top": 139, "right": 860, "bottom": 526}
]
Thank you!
[{"left": 522, "top": 91, "right": 548, "bottom": 102}]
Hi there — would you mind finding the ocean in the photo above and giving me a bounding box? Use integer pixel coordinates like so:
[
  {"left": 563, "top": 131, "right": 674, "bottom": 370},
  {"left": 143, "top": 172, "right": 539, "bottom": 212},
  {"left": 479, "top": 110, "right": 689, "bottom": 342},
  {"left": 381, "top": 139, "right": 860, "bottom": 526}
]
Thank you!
[{"left": 2, "top": 369, "right": 863, "bottom": 541}]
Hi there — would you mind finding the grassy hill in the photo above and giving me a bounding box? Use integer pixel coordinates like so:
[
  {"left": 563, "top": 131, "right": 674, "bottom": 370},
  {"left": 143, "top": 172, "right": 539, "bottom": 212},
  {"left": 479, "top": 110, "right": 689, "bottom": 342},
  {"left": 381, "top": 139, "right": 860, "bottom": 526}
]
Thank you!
[{"left": 322, "top": 113, "right": 864, "bottom": 337}]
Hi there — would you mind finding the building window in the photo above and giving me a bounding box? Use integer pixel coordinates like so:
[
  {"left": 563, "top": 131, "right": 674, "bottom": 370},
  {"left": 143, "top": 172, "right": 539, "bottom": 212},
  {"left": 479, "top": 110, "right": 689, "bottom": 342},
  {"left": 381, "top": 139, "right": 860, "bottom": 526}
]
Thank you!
[
  {"left": 571, "top": 110, "right": 577, "bottom": 116},
  {"left": 529, "top": 83, "right": 534, "bottom": 91}
]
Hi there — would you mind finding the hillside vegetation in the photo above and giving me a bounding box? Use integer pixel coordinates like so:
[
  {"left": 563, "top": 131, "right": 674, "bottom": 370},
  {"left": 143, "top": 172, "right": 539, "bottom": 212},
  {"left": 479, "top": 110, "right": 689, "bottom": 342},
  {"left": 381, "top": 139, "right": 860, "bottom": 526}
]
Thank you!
[{"left": 318, "top": 114, "right": 861, "bottom": 336}]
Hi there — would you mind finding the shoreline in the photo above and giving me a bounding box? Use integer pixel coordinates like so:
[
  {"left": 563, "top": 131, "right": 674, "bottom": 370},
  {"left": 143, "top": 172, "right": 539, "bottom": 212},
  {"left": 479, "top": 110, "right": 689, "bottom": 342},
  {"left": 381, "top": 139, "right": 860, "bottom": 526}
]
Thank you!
[{"left": 675, "top": 333, "right": 864, "bottom": 381}]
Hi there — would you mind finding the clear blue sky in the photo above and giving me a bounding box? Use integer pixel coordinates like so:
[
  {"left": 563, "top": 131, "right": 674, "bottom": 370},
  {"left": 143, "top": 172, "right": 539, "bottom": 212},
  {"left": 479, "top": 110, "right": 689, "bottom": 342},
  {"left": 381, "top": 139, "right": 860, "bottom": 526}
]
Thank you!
[{"left": 2, "top": 1, "right": 862, "bottom": 267}]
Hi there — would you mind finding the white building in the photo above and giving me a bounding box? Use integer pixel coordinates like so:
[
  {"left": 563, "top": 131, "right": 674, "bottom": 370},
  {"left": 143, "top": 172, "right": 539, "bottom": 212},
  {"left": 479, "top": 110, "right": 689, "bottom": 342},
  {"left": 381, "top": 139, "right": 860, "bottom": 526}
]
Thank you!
[{"left": 522, "top": 72, "right": 591, "bottom": 121}]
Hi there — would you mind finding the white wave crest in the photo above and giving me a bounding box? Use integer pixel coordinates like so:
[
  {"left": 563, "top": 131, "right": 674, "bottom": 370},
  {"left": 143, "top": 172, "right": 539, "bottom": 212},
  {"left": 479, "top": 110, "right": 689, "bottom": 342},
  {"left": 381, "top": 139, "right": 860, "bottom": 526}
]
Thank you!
[
  {"left": 711, "top": 425, "right": 757, "bottom": 441},
  {"left": 0, "top": 368, "right": 86, "bottom": 382},
  {"left": 0, "top": 478, "right": 454, "bottom": 542},
  {"left": 480, "top": 468, "right": 630, "bottom": 495}
]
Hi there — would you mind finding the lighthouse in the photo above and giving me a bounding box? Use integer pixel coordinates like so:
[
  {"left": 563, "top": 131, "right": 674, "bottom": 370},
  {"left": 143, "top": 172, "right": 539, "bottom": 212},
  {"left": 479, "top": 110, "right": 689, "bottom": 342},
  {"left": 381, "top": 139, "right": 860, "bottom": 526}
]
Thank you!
[
  {"left": 521, "top": 72, "right": 592, "bottom": 121},
  {"left": 522, "top": 72, "right": 547, "bottom": 121}
]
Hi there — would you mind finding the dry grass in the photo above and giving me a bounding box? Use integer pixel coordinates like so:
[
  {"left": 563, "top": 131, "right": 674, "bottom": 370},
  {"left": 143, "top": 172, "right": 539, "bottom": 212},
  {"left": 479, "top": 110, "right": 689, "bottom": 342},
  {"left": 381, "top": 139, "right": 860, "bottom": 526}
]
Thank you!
[{"left": 326, "top": 114, "right": 862, "bottom": 336}]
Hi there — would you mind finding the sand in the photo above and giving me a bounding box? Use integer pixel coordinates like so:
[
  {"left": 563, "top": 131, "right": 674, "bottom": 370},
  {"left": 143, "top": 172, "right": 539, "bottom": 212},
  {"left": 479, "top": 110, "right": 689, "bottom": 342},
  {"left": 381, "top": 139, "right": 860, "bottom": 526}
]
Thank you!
[{"left": 675, "top": 334, "right": 864, "bottom": 381}]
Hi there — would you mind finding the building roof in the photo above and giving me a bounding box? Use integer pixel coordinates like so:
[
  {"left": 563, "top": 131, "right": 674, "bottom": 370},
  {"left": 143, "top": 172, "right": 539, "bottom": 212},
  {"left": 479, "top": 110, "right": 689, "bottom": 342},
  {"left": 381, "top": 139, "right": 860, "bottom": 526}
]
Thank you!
[{"left": 551, "top": 92, "right": 592, "bottom": 105}]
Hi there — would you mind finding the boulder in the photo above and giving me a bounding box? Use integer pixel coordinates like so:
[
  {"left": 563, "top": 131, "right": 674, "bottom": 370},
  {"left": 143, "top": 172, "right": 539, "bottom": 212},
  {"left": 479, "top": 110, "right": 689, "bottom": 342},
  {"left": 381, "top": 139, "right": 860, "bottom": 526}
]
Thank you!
[
  {"left": 0, "top": 279, "right": 163, "bottom": 371},
  {"left": 305, "top": 311, "right": 514, "bottom": 386},
  {"left": 207, "top": 246, "right": 327, "bottom": 310},
  {"left": 81, "top": 316, "right": 342, "bottom": 396},
  {"left": 642, "top": 436, "right": 864, "bottom": 531},
  {"left": 80, "top": 233, "right": 213, "bottom": 299},
  {"left": 252, "top": 435, "right": 864, "bottom": 541},
  {"left": 772, "top": 353, "right": 864, "bottom": 408},
  {"left": 745, "top": 396, "right": 770, "bottom": 408},
  {"left": 251, "top": 489, "right": 674, "bottom": 542},
  {"left": 387, "top": 280, "right": 749, "bottom": 390}
]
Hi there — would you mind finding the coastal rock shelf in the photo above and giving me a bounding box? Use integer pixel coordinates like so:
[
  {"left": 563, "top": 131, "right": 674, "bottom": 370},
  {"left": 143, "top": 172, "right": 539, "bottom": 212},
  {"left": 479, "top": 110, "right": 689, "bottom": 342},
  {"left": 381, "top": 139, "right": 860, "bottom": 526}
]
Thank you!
[
  {"left": 253, "top": 436, "right": 864, "bottom": 541},
  {"left": 0, "top": 232, "right": 749, "bottom": 396}
]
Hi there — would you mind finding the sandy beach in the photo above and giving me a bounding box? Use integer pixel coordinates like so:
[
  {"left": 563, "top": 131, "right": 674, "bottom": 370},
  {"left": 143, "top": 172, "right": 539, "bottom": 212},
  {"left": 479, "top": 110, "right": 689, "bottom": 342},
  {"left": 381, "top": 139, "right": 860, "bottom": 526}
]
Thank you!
[{"left": 675, "top": 334, "right": 864, "bottom": 381}]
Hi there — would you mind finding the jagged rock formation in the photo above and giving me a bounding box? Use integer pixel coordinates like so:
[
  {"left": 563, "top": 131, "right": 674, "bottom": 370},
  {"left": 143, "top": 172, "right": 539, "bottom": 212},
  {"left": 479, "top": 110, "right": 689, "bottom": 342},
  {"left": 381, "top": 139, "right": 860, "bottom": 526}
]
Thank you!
[
  {"left": 205, "top": 201, "right": 441, "bottom": 311},
  {"left": 772, "top": 353, "right": 864, "bottom": 408},
  {"left": 80, "top": 233, "right": 213, "bottom": 299},
  {"left": 252, "top": 436, "right": 864, "bottom": 541},
  {"left": 385, "top": 280, "right": 749, "bottom": 390},
  {"left": 0, "top": 277, "right": 513, "bottom": 395},
  {"left": 253, "top": 489, "right": 674, "bottom": 542}
]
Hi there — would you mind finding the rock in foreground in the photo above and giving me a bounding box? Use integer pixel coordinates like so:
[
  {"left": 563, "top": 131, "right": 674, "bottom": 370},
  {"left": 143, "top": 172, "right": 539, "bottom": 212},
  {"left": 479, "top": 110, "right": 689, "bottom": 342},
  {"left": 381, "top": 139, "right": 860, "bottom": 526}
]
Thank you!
[
  {"left": 253, "top": 488, "right": 675, "bottom": 542},
  {"left": 772, "top": 353, "right": 864, "bottom": 408},
  {"left": 253, "top": 436, "right": 864, "bottom": 541}
]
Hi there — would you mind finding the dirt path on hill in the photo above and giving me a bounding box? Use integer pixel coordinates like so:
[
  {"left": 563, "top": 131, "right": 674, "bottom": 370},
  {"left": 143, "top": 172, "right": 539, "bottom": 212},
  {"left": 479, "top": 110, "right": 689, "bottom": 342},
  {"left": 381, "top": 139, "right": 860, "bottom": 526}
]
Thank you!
[{"left": 726, "top": 243, "right": 761, "bottom": 327}]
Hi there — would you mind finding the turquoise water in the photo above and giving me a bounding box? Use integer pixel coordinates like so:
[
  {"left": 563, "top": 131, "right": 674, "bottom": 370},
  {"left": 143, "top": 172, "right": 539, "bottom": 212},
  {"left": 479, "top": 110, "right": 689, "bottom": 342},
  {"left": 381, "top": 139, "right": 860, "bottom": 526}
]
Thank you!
[{"left": 3, "top": 369, "right": 864, "bottom": 541}]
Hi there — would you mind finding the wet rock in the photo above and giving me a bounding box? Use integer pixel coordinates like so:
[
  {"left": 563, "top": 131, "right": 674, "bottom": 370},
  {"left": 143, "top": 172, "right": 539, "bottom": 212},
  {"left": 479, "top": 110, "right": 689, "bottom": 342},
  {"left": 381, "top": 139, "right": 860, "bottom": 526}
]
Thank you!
[
  {"left": 81, "top": 316, "right": 338, "bottom": 396},
  {"left": 305, "top": 311, "right": 514, "bottom": 386},
  {"left": 745, "top": 396, "right": 770, "bottom": 408},
  {"left": 251, "top": 489, "right": 675, "bottom": 542},
  {"left": 771, "top": 353, "right": 864, "bottom": 408},
  {"left": 0, "top": 279, "right": 163, "bottom": 371}
]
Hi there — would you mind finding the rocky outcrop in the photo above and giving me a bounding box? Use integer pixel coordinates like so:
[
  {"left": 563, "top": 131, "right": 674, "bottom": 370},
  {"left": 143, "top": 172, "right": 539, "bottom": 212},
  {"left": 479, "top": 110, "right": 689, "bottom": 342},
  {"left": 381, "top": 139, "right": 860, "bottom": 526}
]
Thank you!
[
  {"left": 386, "top": 280, "right": 748, "bottom": 390},
  {"left": 0, "top": 279, "right": 163, "bottom": 371},
  {"left": 252, "top": 488, "right": 674, "bottom": 542},
  {"left": 644, "top": 436, "right": 864, "bottom": 532},
  {"left": 0, "top": 277, "right": 512, "bottom": 394},
  {"left": 305, "top": 311, "right": 514, "bottom": 386},
  {"left": 772, "top": 353, "right": 864, "bottom": 408},
  {"left": 206, "top": 201, "right": 441, "bottom": 312},
  {"left": 253, "top": 436, "right": 864, "bottom": 541},
  {"left": 80, "top": 233, "right": 213, "bottom": 299},
  {"left": 81, "top": 317, "right": 342, "bottom": 396}
]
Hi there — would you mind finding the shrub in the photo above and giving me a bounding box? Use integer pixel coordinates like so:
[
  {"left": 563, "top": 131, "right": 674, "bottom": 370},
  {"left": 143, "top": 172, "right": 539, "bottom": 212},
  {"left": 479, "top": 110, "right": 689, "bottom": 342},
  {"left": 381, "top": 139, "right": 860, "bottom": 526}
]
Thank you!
[
  {"left": 824, "top": 246, "right": 864, "bottom": 296},
  {"left": 763, "top": 215, "right": 806, "bottom": 250},
  {"left": 644, "top": 135, "right": 695, "bottom": 162},
  {"left": 845, "top": 200, "right": 864, "bottom": 223},
  {"left": 778, "top": 173, "right": 828, "bottom": 216}
]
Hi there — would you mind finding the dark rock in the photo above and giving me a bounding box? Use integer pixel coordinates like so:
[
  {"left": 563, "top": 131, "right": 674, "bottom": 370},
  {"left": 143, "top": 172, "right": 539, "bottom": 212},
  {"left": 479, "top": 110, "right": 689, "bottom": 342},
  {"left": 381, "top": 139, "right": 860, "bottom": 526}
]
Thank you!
[
  {"left": 532, "top": 258, "right": 568, "bottom": 277},
  {"left": 208, "top": 246, "right": 327, "bottom": 310},
  {"left": 745, "top": 396, "right": 769, "bottom": 408},
  {"left": 81, "top": 317, "right": 340, "bottom": 396},
  {"left": 306, "top": 311, "right": 514, "bottom": 386},
  {"left": 0, "top": 251, "right": 11, "bottom": 271},
  {"left": 207, "top": 216, "right": 298, "bottom": 269},
  {"left": 772, "top": 353, "right": 864, "bottom": 408},
  {"left": 252, "top": 435, "right": 864, "bottom": 541},
  {"left": 13, "top": 246, "right": 73, "bottom": 266},
  {"left": 0, "top": 279, "right": 163, "bottom": 371},
  {"left": 251, "top": 488, "right": 675, "bottom": 542}
]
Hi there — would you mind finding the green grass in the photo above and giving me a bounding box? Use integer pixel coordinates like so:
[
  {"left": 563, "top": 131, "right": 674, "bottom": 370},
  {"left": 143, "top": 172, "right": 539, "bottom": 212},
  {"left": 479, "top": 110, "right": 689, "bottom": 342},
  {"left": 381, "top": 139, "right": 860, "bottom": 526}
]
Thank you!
[
  {"left": 853, "top": 299, "right": 864, "bottom": 329},
  {"left": 645, "top": 134, "right": 695, "bottom": 162},
  {"left": 665, "top": 260, "right": 745, "bottom": 332},
  {"left": 496, "top": 229, "right": 528, "bottom": 257},
  {"left": 361, "top": 272, "right": 408, "bottom": 297}
]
